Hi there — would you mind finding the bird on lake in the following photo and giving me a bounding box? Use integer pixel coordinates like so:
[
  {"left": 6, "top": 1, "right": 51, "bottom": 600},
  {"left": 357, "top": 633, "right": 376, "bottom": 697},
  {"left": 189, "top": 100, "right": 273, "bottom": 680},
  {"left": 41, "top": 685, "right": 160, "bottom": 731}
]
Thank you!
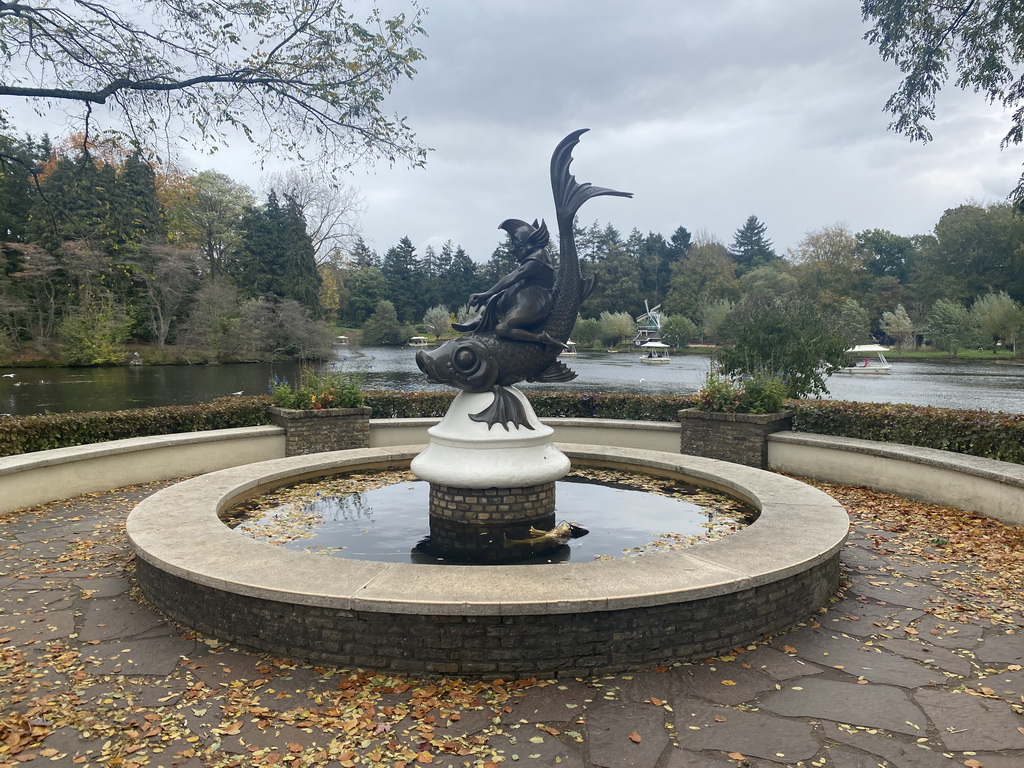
[
  {"left": 1, "top": 373, "right": 14, "bottom": 378},
  {"left": 230, "top": 390, "right": 244, "bottom": 395}
]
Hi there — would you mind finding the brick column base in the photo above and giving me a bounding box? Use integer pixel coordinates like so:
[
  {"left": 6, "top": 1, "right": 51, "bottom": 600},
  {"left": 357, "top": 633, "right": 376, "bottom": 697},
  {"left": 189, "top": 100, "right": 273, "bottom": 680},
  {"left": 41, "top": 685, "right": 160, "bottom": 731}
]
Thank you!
[{"left": 422, "top": 482, "right": 559, "bottom": 562}]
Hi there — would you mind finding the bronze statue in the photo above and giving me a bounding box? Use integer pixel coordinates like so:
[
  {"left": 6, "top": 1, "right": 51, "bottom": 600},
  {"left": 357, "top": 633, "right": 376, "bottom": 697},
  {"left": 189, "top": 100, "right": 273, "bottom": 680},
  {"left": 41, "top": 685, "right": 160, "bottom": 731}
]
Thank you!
[
  {"left": 453, "top": 218, "right": 562, "bottom": 349},
  {"left": 416, "top": 129, "right": 632, "bottom": 428}
]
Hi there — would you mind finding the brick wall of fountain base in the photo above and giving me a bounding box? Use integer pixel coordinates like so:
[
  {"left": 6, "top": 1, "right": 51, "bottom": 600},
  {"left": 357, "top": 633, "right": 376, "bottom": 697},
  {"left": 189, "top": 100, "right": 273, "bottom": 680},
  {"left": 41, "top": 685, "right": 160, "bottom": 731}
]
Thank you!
[{"left": 134, "top": 554, "right": 840, "bottom": 677}]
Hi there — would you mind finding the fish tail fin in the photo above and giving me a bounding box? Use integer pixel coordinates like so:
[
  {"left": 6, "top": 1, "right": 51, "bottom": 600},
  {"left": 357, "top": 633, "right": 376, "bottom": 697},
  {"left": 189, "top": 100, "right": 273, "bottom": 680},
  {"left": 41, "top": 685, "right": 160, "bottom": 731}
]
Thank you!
[{"left": 550, "top": 129, "right": 633, "bottom": 225}]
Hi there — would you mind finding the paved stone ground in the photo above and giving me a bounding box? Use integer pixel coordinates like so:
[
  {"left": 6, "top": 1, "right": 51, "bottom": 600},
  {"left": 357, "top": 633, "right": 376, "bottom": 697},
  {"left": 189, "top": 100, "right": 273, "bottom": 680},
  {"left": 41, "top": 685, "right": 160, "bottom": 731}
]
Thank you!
[{"left": 1, "top": 479, "right": 1022, "bottom": 768}]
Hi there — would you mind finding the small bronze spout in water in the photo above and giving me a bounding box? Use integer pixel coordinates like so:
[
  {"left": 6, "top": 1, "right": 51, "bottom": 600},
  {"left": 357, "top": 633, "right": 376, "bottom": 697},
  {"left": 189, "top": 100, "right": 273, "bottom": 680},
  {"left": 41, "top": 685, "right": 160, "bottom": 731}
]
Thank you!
[{"left": 505, "top": 521, "right": 589, "bottom": 548}]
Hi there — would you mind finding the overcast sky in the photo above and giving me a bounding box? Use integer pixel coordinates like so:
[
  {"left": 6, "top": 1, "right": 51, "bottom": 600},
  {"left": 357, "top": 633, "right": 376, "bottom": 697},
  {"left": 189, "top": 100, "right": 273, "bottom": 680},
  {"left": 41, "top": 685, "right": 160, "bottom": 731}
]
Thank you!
[
  {"left": 11, "top": 1, "right": 1022, "bottom": 263},
  {"left": 327, "top": 0, "right": 1020, "bottom": 261}
]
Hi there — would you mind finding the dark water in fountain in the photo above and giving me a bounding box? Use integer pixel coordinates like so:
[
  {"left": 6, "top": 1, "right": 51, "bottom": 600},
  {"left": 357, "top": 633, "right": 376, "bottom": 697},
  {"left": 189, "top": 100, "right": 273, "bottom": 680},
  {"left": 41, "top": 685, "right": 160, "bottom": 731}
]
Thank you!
[{"left": 227, "top": 476, "right": 755, "bottom": 565}]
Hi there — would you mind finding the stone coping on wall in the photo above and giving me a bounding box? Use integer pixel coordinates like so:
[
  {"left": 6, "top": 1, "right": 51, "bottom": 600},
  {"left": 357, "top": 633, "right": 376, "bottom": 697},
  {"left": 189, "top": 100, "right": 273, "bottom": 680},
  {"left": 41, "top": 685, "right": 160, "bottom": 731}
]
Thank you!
[
  {"left": 126, "top": 444, "right": 849, "bottom": 618},
  {"left": 0, "top": 426, "right": 283, "bottom": 477},
  {"left": 768, "top": 431, "right": 1024, "bottom": 490}
]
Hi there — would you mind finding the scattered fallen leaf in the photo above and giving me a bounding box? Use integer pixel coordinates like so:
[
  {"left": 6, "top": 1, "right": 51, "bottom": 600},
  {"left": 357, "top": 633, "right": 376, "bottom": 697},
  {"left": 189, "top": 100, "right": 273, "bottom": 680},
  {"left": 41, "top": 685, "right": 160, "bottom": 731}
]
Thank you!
[{"left": 629, "top": 731, "right": 642, "bottom": 743}]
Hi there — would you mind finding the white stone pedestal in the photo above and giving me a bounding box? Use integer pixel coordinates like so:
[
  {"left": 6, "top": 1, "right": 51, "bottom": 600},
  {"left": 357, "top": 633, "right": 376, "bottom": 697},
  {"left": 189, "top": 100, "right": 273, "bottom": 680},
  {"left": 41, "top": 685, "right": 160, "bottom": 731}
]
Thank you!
[{"left": 410, "top": 387, "right": 570, "bottom": 489}]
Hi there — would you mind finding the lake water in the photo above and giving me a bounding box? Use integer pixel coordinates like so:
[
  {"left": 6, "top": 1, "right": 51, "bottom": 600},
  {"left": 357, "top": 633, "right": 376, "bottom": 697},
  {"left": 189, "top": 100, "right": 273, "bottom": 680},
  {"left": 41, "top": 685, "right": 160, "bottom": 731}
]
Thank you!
[{"left": 2, "top": 345, "right": 1022, "bottom": 416}]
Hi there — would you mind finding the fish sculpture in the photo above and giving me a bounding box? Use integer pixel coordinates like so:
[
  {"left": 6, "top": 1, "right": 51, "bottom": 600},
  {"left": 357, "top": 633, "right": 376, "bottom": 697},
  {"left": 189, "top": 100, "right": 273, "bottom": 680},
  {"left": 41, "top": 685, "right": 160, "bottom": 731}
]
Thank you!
[{"left": 416, "top": 129, "right": 632, "bottom": 428}]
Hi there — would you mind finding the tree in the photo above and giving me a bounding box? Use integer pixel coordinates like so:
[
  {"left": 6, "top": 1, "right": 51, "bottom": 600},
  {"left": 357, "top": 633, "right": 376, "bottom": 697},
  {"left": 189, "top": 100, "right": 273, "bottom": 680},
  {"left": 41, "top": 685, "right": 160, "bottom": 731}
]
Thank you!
[
  {"left": 58, "top": 293, "right": 132, "bottom": 365},
  {"left": 926, "top": 298, "right": 976, "bottom": 358},
  {"left": 342, "top": 265, "right": 388, "bottom": 325},
  {"left": 700, "top": 298, "right": 734, "bottom": 344},
  {"left": 840, "top": 298, "right": 873, "bottom": 345},
  {"left": 862, "top": 1, "right": 1024, "bottom": 198},
  {"left": 729, "top": 215, "right": 778, "bottom": 274},
  {"left": 571, "top": 316, "right": 602, "bottom": 348},
  {"left": 880, "top": 303, "right": 916, "bottom": 349},
  {"left": 234, "top": 191, "right": 322, "bottom": 315},
  {"left": 788, "top": 224, "right": 867, "bottom": 309},
  {"left": 362, "top": 299, "right": 409, "bottom": 345},
  {"left": 739, "top": 264, "right": 799, "bottom": 299},
  {"left": 437, "top": 241, "right": 477, "bottom": 310},
  {"left": 973, "top": 291, "right": 1024, "bottom": 353},
  {"left": 598, "top": 311, "right": 635, "bottom": 346},
  {"left": 660, "top": 314, "right": 698, "bottom": 348},
  {"left": 915, "top": 203, "right": 1024, "bottom": 305},
  {"left": 128, "top": 244, "right": 200, "bottom": 347},
  {"left": 182, "top": 281, "right": 245, "bottom": 360},
  {"left": 381, "top": 236, "right": 421, "bottom": 322},
  {"left": 0, "top": 0, "right": 428, "bottom": 168},
  {"left": 0, "top": 120, "right": 49, "bottom": 243},
  {"left": 664, "top": 240, "right": 739, "bottom": 320},
  {"left": 232, "top": 296, "right": 333, "bottom": 361},
  {"left": 857, "top": 228, "right": 916, "bottom": 282},
  {"left": 169, "top": 171, "right": 254, "bottom": 281},
  {"left": 716, "top": 293, "right": 853, "bottom": 399},
  {"left": 260, "top": 168, "right": 363, "bottom": 264},
  {"left": 422, "top": 305, "right": 451, "bottom": 340}
]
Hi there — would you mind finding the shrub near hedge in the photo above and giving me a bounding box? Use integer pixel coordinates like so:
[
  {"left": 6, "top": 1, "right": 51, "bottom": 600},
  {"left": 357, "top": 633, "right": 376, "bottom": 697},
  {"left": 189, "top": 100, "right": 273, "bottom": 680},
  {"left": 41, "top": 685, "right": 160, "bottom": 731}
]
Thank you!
[{"left": 790, "top": 400, "right": 1024, "bottom": 464}]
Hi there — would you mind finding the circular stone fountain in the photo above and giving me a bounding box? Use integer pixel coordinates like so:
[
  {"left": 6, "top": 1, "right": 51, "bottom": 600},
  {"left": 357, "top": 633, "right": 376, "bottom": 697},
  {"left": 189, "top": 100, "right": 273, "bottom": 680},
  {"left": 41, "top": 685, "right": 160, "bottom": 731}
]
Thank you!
[{"left": 127, "top": 444, "right": 848, "bottom": 677}]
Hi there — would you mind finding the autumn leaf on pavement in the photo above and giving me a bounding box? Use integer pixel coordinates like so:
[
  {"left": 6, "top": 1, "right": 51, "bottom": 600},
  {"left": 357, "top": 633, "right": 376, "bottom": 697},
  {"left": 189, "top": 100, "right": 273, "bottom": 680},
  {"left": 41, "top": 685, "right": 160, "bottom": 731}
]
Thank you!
[{"left": 629, "top": 731, "right": 642, "bottom": 743}]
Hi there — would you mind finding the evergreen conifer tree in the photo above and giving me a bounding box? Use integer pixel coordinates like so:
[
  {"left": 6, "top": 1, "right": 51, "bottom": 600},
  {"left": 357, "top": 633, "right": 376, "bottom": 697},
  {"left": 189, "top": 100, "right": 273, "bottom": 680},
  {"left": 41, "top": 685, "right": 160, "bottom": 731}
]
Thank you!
[{"left": 729, "top": 215, "right": 778, "bottom": 274}]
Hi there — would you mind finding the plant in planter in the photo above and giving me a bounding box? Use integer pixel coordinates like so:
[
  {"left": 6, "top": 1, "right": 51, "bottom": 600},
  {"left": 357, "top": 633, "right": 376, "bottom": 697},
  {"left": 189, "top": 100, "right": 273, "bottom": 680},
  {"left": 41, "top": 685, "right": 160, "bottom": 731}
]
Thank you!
[
  {"left": 694, "top": 369, "right": 787, "bottom": 414},
  {"left": 268, "top": 366, "right": 365, "bottom": 410},
  {"left": 267, "top": 366, "right": 370, "bottom": 455},
  {"left": 681, "top": 368, "right": 792, "bottom": 469}
]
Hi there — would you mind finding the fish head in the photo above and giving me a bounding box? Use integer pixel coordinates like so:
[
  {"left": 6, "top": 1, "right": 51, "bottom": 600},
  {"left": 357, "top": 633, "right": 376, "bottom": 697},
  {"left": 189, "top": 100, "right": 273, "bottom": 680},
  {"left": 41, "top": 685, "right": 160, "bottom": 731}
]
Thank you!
[{"left": 416, "top": 337, "right": 500, "bottom": 393}]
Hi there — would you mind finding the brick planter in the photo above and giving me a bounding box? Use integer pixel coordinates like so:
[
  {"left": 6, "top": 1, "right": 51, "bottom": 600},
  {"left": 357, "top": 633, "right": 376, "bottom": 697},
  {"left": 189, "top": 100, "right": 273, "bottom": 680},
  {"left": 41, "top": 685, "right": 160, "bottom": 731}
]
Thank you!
[
  {"left": 679, "top": 408, "right": 792, "bottom": 469},
  {"left": 267, "top": 406, "right": 372, "bottom": 456}
]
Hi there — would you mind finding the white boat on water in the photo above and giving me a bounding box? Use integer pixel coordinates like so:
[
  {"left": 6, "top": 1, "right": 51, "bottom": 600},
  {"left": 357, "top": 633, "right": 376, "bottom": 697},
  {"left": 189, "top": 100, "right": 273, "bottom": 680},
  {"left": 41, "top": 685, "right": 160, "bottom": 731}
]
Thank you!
[
  {"left": 561, "top": 339, "right": 578, "bottom": 356},
  {"left": 407, "top": 336, "right": 430, "bottom": 348},
  {"left": 838, "top": 344, "right": 892, "bottom": 375},
  {"left": 639, "top": 340, "right": 671, "bottom": 364}
]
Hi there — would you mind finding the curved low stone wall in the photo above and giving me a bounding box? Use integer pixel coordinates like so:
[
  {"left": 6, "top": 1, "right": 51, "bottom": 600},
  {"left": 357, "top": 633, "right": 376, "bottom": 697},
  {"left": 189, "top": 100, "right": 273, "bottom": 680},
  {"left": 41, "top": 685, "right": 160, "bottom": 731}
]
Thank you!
[
  {"left": 768, "top": 431, "right": 1024, "bottom": 527},
  {"left": 127, "top": 445, "right": 848, "bottom": 677}
]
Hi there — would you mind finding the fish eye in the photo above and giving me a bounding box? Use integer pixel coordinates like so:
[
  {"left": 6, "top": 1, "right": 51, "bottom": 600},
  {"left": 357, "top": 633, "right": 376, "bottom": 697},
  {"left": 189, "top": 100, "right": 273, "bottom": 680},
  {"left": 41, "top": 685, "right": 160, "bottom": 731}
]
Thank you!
[{"left": 453, "top": 347, "right": 476, "bottom": 371}]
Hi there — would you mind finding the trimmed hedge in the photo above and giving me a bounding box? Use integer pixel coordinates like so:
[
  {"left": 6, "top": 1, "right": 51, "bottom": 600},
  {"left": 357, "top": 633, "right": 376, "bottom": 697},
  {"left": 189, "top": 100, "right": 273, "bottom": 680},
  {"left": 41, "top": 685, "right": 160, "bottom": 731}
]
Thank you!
[
  {"left": 525, "top": 391, "right": 699, "bottom": 421},
  {"left": 0, "top": 397, "right": 272, "bottom": 457},
  {"left": 790, "top": 400, "right": 1024, "bottom": 464},
  {"left": 2, "top": 391, "right": 1021, "bottom": 466},
  {"left": 360, "top": 390, "right": 699, "bottom": 421}
]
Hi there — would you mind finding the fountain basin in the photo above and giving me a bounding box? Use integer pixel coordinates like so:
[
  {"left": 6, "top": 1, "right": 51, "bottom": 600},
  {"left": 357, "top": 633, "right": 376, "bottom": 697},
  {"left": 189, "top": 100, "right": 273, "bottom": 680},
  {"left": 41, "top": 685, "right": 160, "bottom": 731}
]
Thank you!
[{"left": 127, "top": 444, "right": 848, "bottom": 676}]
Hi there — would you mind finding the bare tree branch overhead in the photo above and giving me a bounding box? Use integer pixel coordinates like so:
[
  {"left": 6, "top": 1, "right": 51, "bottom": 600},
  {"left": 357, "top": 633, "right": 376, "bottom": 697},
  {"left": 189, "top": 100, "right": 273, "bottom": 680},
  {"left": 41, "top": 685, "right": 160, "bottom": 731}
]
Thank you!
[{"left": 0, "top": 0, "right": 429, "bottom": 168}]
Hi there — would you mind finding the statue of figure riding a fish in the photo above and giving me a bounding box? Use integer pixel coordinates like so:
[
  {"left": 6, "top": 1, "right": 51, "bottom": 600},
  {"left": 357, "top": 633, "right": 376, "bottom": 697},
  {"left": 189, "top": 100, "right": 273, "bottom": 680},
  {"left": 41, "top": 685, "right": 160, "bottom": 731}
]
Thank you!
[{"left": 416, "top": 129, "right": 632, "bottom": 428}]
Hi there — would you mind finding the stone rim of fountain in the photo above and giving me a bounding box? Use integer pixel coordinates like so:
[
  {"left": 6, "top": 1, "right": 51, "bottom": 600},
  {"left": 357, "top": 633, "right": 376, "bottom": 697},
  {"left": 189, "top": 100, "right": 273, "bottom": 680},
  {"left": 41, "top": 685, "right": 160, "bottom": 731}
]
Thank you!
[{"left": 127, "top": 444, "right": 849, "bottom": 673}]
